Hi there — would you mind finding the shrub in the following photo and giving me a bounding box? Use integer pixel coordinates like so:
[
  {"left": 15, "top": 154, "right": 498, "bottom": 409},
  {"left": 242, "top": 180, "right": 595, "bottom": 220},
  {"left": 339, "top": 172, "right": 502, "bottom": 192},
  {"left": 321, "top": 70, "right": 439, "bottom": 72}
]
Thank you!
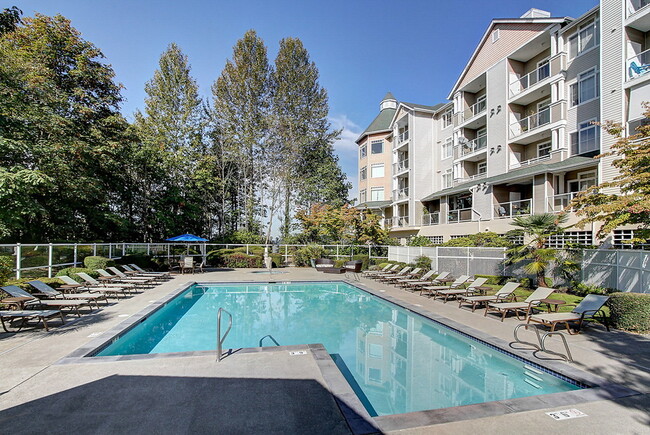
[
  {"left": 334, "top": 259, "right": 346, "bottom": 268},
  {"left": 440, "top": 232, "right": 511, "bottom": 248},
  {"left": 83, "top": 256, "right": 116, "bottom": 271},
  {"left": 0, "top": 255, "right": 13, "bottom": 285},
  {"left": 571, "top": 282, "right": 609, "bottom": 296},
  {"left": 408, "top": 236, "right": 432, "bottom": 247},
  {"left": 352, "top": 254, "right": 370, "bottom": 270},
  {"left": 270, "top": 253, "right": 283, "bottom": 268},
  {"left": 475, "top": 274, "right": 507, "bottom": 285},
  {"left": 207, "top": 249, "right": 236, "bottom": 266},
  {"left": 414, "top": 255, "right": 432, "bottom": 272},
  {"left": 293, "top": 244, "right": 327, "bottom": 267},
  {"left": 3, "top": 277, "right": 64, "bottom": 292},
  {"left": 221, "top": 253, "right": 263, "bottom": 268},
  {"left": 55, "top": 267, "right": 99, "bottom": 282},
  {"left": 608, "top": 292, "right": 650, "bottom": 333},
  {"left": 115, "top": 254, "right": 159, "bottom": 270}
]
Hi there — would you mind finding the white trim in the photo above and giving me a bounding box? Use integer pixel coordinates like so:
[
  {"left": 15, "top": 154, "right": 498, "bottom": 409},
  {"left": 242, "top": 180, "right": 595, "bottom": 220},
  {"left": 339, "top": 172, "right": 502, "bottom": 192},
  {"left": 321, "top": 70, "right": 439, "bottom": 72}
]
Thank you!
[{"left": 568, "top": 67, "right": 599, "bottom": 108}]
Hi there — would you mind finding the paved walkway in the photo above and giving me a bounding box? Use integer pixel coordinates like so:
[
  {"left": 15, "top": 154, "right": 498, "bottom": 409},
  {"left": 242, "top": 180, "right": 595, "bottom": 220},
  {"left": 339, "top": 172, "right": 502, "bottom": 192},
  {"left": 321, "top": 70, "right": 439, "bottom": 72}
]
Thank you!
[{"left": 0, "top": 268, "right": 648, "bottom": 434}]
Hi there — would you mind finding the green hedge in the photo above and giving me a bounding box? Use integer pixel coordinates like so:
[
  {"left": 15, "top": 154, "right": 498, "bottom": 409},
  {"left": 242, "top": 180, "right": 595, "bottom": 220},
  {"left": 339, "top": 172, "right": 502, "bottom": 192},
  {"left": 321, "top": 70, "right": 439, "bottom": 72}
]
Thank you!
[
  {"left": 608, "top": 292, "right": 650, "bottom": 333},
  {"left": 414, "top": 256, "right": 432, "bottom": 273},
  {"left": 83, "top": 256, "right": 116, "bottom": 270},
  {"left": 571, "top": 282, "right": 609, "bottom": 296},
  {"left": 221, "top": 253, "right": 263, "bottom": 268},
  {"left": 115, "top": 254, "right": 160, "bottom": 270},
  {"left": 293, "top": 245, "right": 327, "bottom": 267},
  {"left": 474, "top": 274, "right": 506, "bottom": 285},
  {"left": 352, "top": 254, "right": 370, "bottom": 270},
  {"left": 0, "top": 255, "right": 13, "bottom": 285},
  {"left": 55, "top": 267, "right": 99, "bottom": 282}
]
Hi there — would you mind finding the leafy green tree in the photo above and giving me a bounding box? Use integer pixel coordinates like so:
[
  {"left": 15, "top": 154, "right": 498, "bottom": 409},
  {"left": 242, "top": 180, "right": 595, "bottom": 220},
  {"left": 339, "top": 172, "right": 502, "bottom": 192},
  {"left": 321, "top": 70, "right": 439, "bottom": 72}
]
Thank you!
[
  {"left": 0, "top": 6, "right": 21, "bottom": 35},
  {"left": 506, "top": 213, "right": 567, "bottom": 287},
  {"left": 571, "top": 107, "right": 650, "bottom": 244}
]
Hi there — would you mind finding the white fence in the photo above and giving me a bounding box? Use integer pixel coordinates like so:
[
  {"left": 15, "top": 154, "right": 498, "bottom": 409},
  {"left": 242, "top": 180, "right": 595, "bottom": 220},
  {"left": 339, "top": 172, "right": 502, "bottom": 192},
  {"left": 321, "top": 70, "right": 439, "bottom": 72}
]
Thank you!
[
  {"left": 388, "top": 246, "right": 506, "bottom": 277},
  {"left": 582, "top": 249, "right": 650, "bottom": 293},
  {"left": 0, "top": 243, "right": 390, "bottom": 280}
]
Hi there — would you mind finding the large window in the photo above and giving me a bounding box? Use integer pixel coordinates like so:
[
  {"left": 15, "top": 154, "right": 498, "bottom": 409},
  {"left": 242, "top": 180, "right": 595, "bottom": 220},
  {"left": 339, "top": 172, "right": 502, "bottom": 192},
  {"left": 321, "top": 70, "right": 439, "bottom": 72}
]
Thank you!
[
  {"left": 570, "top": 69, "right": 599, "bottom": 106},
  {"left": 442, "top": 138, "right": 453, "bottom": 159},
  {"left": 360, "top": 144, "right": 367, "bottom": 158},
  {"left": 570, "top": 121, "right": 599, "bottom": 155},
  {"left": 538, "top": 141, "right": 551, "bottom": 157},
  {"left": 370, "top": 187, "right": 384, "bottom": 201},
  {"left": 371, "top": 140, "right": 383, "bottom": 154},
  {"left": 568, "top": 20, "right": 598, "bottom": 59},
  {"left": 360, "top": 166, "right": 367, "bottom": 180},
  {"left": 359, "top": 189, "right": 367, "bottom": 203},
  {"left": 568, "top": 171, "right": 596, "bottom": 192},
  {"left": 442, "top": 110, "right": 453, "bottom": 128},
  {"left": 370, "top": 163, "right": 384, "bottom": 178},
  {"left": 442, "top": 169, "right": 453, "bottom": 189}
]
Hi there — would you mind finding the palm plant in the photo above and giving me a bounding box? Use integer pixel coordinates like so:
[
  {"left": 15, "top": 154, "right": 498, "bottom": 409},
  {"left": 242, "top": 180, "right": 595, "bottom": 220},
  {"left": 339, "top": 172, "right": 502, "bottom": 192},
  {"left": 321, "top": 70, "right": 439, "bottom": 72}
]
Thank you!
[{"left": 506, "top": 213, "right": 568, "bottom": 287}]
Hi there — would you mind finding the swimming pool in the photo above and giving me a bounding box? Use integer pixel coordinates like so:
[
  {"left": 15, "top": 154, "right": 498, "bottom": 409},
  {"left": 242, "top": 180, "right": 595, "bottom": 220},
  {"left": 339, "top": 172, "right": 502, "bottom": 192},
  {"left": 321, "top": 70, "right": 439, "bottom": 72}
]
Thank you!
[{"left": 96, "top": 282, "right": 582, "bottom": 416}]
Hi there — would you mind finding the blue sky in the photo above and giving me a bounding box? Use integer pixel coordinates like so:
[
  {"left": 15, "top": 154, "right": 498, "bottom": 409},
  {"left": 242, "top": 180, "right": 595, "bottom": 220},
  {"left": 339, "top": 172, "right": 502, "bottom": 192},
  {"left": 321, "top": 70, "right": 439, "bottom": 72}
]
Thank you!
[{"left": 14, "top": 0, "right": 598, "bottom": 200}]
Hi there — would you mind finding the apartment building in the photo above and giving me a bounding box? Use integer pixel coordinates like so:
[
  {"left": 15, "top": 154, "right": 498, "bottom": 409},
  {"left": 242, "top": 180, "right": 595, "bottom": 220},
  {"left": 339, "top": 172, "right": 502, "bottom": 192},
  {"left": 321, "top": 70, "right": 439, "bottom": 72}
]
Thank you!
[{"left": 356, "top": 1, "right": 649, "bottom": 247}]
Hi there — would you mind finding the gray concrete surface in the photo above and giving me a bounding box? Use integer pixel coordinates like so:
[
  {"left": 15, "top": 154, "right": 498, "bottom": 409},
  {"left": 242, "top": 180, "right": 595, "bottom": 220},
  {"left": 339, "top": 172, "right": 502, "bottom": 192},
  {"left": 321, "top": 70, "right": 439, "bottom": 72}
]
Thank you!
[{"left": 0, "top": 268, "right": 648, "bottom": 434}]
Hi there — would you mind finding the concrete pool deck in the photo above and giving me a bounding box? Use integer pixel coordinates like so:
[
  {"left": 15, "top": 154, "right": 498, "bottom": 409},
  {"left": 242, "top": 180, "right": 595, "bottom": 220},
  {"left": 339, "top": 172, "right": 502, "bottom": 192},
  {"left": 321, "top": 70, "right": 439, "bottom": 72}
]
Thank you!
[{"left": 0, "top": 268, "right": 648, "bottom": 434}]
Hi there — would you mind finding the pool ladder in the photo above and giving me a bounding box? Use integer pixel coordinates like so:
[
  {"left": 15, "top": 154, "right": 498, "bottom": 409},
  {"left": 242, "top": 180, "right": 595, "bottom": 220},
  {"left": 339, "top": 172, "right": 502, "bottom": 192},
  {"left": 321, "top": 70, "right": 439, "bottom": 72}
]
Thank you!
[
  {"left": 259, "top": 335, "right": 281, "bottom": 347},
  {"left": 216, "top": 307, "right": 233, "bottom": 362},
  {"left": 513, "top": 323, "right": 573, "bottom": 362}
]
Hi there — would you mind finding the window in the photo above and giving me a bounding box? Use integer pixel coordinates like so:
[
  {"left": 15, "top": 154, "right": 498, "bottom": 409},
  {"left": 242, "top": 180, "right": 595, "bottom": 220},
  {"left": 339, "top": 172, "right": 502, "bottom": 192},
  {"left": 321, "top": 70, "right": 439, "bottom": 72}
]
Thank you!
[
  {"left": 492, "top": 29, "right": 500, "bottom": 43},
  {"left": 442, "top": 110, "right": 453, "bottom": 128},
  {"left": 427, "top": 235, "right": 444, "bottom": 244},
  {"left": 442, "top": 169, "right": 453, "bottom": 188},
  {"left": 442, "top": 138, "right": 453, "bottom": 159},
  {"left": 477, "top": 161, "right": 487, "bottom": 174},
  {"left": 360, "top": 166, "right": 367, "bottom": 180},
  {"left": 568, "top": 20, "right": 598, "bottom": 59},
  {"left": 614, "top": 230, "right": 650, "bottom": 249},
  {"left": 570, "top": 69, "right": 599, "bottom": 106},
  {"left": 371, "top": 140, "right": 383, "bottom": 154},
  {"left": 450, "top": 235, "right": 466, "bottom": 239},
  {"left": 538, "top": 142, "right": 552, "bottom": 157},
  {"left": 537, "top": 59, "right": 550, "bottom": 81},
  {"left": 370, "top": 187, "right": 384, "bottom": 201},
  {"left": 369, "top": 368, "right": 382, "bottom": 382},
  {"left": 568, "top": 171, "right": 597, "bottom": 192},
  {"left": 547, "top": 231, "right": 593, "bottom": 248},
  {"left": 570, "top": 121, "right": 599, "bottom": 155},
  {"left": 359, "top": 189, "right": 367, "bottom": 203},
  {"left": 369, "top": 343, "right": 383, "bottom": 358},
  {"left": 370, "top": 163, "right": 384, "bottom": 178},
  {"left": 360, "top": 144, "right": 367, "bottom": 158}
]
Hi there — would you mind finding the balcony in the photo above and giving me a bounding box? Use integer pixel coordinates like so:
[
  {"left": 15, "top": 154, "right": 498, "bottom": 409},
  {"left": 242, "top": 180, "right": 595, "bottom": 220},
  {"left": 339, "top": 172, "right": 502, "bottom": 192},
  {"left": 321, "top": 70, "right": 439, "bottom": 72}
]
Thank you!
[
  {"left": 454, "top": 172, "right": 486, "bottom": 186},
  {"left": 391, "top": 216, "right": 410, "bottom": 228},
  {"left": 627, "top": 0, "right": 650, "bottom": 31},
  {"left": 627, "top": 48, "right": 650, "bottom": 81},
  {"left": 509, "top": 101, "right": 565, "bottom": 144},
  {"left": 494, "top": 199, "right": 532, "bottom": 219},
  {"left": 393, "top": 159, "right": 409, "bottom": 175},
  {"left": 454, "top": 100, "right": 487, "bottom": 128},
  {"left": 447, "top": 208, "right": 473, "bottom": 223},
  {"left": 509, "top": 54, "right": 564, "bottom": 105},
  {"left": 392, "top": 187, "right": 409, "bottom": 202},
  {"left": 546, "top": 192, "right": 576, "bottom": 213},
  {"left": 394, "top": 130, "right": 410, "bottom": 150},
  {"left": 456, "top": 135, "right": 487, "bottom": 159},
  {"left": 509, "top": 148, "right": 565, "bottom": 170},
  {"left": 421, "top": 212, "right": 440, "bottom": 226},
  {"left": 628, "top": 0, "right": 650, "bottom": 16}
]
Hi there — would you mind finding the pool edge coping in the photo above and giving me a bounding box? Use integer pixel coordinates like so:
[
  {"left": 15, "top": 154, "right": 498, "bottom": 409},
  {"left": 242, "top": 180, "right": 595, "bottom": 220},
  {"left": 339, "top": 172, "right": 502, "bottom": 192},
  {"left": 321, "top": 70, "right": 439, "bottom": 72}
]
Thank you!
[{"left": 56, "top": 279, "right": 641, "bottom": 433}]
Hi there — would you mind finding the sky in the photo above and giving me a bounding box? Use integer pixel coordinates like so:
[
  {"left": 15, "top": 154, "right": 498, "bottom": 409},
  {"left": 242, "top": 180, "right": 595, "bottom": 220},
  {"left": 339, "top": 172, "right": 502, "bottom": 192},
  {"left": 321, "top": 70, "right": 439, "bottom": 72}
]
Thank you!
[{"left": 14, "top": 0, "right": 598, "bottom": 202}]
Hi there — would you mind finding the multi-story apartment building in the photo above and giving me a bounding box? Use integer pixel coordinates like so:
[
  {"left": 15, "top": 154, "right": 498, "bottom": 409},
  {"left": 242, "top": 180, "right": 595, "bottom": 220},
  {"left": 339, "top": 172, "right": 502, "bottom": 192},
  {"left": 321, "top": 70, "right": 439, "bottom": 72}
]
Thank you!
[{"left": 356, "top": 1, "right": 649, "bottom": 247}]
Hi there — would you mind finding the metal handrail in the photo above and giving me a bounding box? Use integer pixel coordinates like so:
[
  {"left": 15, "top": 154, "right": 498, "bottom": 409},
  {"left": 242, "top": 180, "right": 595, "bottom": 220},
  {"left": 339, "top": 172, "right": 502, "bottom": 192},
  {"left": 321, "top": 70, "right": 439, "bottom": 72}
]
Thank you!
[
  {"left": 259, "top": 334, "right": 281, "bottom": 347},
  {"left": 513, "top": 323, "right": 573, "bottom": 362},
  {"left": 217, "top": 307, "right": 233, "bottom": 362}
]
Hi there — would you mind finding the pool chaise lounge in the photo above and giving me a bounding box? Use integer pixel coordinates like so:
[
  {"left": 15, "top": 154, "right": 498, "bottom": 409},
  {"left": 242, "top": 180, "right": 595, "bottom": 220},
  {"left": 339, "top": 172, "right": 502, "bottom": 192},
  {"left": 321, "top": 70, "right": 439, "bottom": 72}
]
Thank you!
[
  {"left": 435, "top": 277, "right": 489, "bottom": 303},
  {"left": 422, "top": 275, "right": 470, "bottom": 299},
  {"left": 398, "top": 269, "right": 436, "bottom": 289},
  {"left": 527, "top": 294, "right": 611, "bottom": 334},
  {"left": 458, "top": 282, "right": 521, "bottom": 312},
  {"left": 369, "top": 264, "right": 402, "bottom": 279},
  {"left": 362, "top": 264, "right": 392, "bottom": 277},
  {"left": 27, "top": 280, "right": 109, "bottom": 309},
  {"left": 125, "top": 264, "right": 170, "bottom": 279},
  {"left": 107, "top": 267, "right": 156, "bottom": 285},
  {"left": 1, "top": 285, "right": 91, "bottom": 317},
  {"left": 410, "top": 272, "right": 451, "bottom": 294},
  {"left": 484, "top": 286, "right": 555, "bottom": 321},
  {"left": 97, "top": 268, "right": 152, "bottom": 287},
  {"left": 57, "top": 275, "right": 128, "bottom": 299},
  {"left": 75, "top": 273, "right": 133, "bottom": 297},
  {"left": 383, "top": 267, "right": 421, "bottom": 284},
  {"left": 0, "top": 309, "right": 64, "bottom": 332},
  {"left": 377, "top": 266, "right": 411, "bottom": 283}
]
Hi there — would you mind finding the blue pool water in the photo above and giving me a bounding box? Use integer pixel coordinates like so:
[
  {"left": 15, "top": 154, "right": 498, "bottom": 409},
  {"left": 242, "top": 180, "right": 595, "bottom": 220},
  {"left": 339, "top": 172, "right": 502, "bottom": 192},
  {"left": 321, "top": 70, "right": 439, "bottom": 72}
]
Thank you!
[{"left": 97, "top": 282, "right": 581, "bottom": 416}]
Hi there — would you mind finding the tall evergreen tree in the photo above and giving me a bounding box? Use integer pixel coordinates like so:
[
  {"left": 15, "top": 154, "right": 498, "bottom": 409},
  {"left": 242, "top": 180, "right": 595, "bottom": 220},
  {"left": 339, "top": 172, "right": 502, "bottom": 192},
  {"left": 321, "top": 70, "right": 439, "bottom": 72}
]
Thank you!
[{"left": 212, "top": 30, "right": 272, "bottom": 233}]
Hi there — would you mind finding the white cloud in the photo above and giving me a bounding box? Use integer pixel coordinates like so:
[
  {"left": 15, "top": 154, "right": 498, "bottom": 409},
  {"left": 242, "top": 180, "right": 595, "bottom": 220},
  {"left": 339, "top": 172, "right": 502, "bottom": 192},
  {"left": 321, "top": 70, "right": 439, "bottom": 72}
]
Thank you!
[{"left": 329, "top": 113, "right": 362, "bottom": 199}]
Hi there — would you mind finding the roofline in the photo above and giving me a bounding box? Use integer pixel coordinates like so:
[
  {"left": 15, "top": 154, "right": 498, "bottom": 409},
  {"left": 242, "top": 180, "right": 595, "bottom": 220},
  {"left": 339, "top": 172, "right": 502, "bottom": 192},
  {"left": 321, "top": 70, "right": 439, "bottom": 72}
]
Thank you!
[
  {"left": 355, "top": 128, "right": 391, "bottom": 144},
  {"left": 433, "top": 101, "right": 454, "bottom": 115},
  {"left": 447, "top": 17, "right": 569, "bottom": 99},
  {"left": 388, "top": 102, "right": 438, "bottom": 127},
  {"left": 560, "top": 6, "right": 599, "bottom": 34}
]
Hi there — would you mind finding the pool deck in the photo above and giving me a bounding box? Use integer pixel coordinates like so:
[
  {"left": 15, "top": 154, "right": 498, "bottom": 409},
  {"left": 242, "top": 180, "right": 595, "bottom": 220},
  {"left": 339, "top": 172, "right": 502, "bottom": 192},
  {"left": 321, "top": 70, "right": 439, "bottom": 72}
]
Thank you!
[{"left": 1, "top": 268, "right": 648, "bottom": 434}]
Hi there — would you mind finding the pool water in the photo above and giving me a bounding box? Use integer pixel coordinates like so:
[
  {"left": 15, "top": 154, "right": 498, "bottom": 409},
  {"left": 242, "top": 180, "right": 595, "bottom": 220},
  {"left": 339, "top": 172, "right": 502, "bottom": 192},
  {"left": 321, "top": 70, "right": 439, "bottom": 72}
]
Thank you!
[{"left": 97, "top": 282, "right": 581, "bottom": 416}]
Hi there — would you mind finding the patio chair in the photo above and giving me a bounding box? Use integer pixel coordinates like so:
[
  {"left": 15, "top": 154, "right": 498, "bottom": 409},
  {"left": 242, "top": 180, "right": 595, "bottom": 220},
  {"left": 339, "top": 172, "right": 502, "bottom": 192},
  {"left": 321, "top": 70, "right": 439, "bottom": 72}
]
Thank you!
[
  {"left": 377, "top": 266, "right": 411, "bottom": 283},
  {"left": 362, "top": 264, "right": 392, "bottom": 277},
  {"left": 485, "top": 286, "right": 555, "bottom": 321},
  {"left": 458, "top": 282, "right": 521, "bottom": 312},
  {"left": 57, "top": 275, "right": 126, "bottom": 299},
  {"left": 383, "top": 267, "right": 421, "bottom": 285},
  {"left": 629, "top": 61, "right": 650, "bottom": 77},
  {"left": 180, "top": 257, "right": 196, "bottom": 274},
  {"left": 1, "top": 285, "right": 91, "bottom": 317},
  {"left": 526, "top": 294, "right": 610, "bottom": 334},
  {"left": 128, "top": 264, "right": 171, "bottom": 279},
  {"left": 398, "top": 269, "right": 436, "bottom": 289},
  {"left": 435, "top": 277, "right": 489, "bottom": 303},
  {"left": 76, "top": 273, "right": 133, "bottom": 297},
  {"left": 368, "top": 264, "right": 400, "bottom": 279},
  {"left": 27, "top": 280, "right": 108, "bottom": 308},
  {"left": 0, "top": 309, "right": 64, "bottom": 332},
  {"left": 107, "top": 267, "right": 156, "bottom": 285},
  {"left": 422, "top": 275, "right": 470, "bottom": 299},
  {"left": 410, "top": 272, "right": 451, "bottom": 294}
]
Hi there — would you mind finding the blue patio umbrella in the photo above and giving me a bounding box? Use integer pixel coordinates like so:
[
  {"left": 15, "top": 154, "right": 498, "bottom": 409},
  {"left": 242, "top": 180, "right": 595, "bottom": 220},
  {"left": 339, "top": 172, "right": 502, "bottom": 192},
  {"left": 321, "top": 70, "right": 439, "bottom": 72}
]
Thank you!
[{"left": 165, "top": 234, "right": 209, "bottom": 258}]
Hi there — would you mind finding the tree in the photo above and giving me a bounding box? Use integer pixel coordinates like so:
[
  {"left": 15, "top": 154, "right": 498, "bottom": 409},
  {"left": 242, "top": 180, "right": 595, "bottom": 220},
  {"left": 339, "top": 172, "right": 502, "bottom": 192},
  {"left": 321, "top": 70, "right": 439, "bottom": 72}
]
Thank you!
[
  {"left": 571, "top": 108, "right": 650, "bottom": 244},
  {"left": 506, "top": 213, "right": 568, "bottom": 287},
  {"left": 0, "top": 6, "right": 21, "bottom": 35},
  {"left": 212, "top": 30, "right": 272, "bottom": 233},
  {"left": 295, "top": 204, "right": 388, "bottom": 245}
]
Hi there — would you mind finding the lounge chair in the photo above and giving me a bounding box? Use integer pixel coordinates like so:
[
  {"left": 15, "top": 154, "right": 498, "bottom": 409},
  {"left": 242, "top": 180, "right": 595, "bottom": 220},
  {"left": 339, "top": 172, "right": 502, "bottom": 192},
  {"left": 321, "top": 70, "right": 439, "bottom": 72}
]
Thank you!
[
  {"left": 0, "top": 309, "right": 64, "bottom": 332},
  {"left": 58, "top": 275, "right": 127, "bottom": 299},
  {"left": 107, "top": 267, "right": 155, "bottom": 285},
  {"left": 629, "top": 61, "right": 650, "bottom": 77},
  {"left": 362, "top": 264, "right": 392, "bottom": 277},
  {"left": 383, "top": 267, "right": 421, "bottom": 284},
  {"left": 410, "top": 272, "right": 451, "bottom": 294},
  {"left": 27, "top": 280, "right": 108, "bottom": 308},
  {"left": 527, "top": 294, "right": 610, "bottom": 334},
  {"left": 377, "top": 266, "right": 411, "bottom": 283},
  {"left": 398, "top": 270, "right": 436, "bottom": 289},
  {"left": 128, "top": 264, "right": 171, "bottom": 279},
  {"left": 314, "top": 258, "right": 335, "bottom": 271},
  {"left": 458, "top": 282, "right": 521, "bottom": 312},
  {"left": 75, "top": 273, "right": 133, "bottom": 297},
  {"left": 99, "top": 268, "right": 153, "bottom": 286},
  {"left": 368, "top": 264, "right": 401, "bottom": 280},
  {"left": 1, "top": 285, "right": 91, "bottom": 317},
  {"left": 422, "top": 275, "right": 470, "bottom": 299},
  {"left": 435, "top": 277, "right": 489, "bottom": 303},
  {"left": 485, "top": 286, "right": 555, "bottom": 321}
]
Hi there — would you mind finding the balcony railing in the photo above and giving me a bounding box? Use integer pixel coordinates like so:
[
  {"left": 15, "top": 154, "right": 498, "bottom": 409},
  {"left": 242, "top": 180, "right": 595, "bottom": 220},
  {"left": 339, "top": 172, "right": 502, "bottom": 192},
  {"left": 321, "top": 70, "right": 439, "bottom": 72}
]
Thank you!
[
  {"left": 627, "top": 0, "right": 650, "bottom": 17},
  {"left": 494, "top": 199, "right": 532, "bottom": 219},
  {"left": 510, "top": 153, "right": 552, "bottom": 169},
  {"left": 627, "top": 48, "right": 650, "bottom": 81},
  {"left": 393, "top": 187, "right": 409, "bottom": 201},
  {"left": 454, "top": 172, "right": 486, "bottom": 185},
  {"left": 458, "top": 135, "right": 487, "bottom": 157},
  {"left": 447, "top": 207, "right": 473, "bottom": 223},
  {"left": 509, "top": 101, "right": 565, "bottom": 139},
  {"left": 421, "top": 212, "right": 440, "bottom": 226},
  {"left": 455, "top": 100, "right": 487, "bottom": 125},
  {"left": 546, "top": 192, "right": 576, "bottom": 213},
  {"left": 399, "top": 130, "right": 409, "bottom": 143},
  {"left": 509, "top": 54, "right": 564, "bottom": 97},
  {"left": 393, "top": 159, "right": 409, "bottom": 173},
  {"left": 391, "top": 216, "right": 409, "bottom": 228}
]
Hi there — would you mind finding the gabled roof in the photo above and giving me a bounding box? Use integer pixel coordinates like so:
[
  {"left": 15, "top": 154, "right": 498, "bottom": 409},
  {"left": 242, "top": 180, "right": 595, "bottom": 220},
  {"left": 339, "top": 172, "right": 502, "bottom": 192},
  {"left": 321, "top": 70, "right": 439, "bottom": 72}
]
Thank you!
[
  {"left": 447, "top": 16, "right": 569, "bottom": 99},
  {"left": 355, "top": 200, "right": 391, "bottom": 210},
  {"left": 382, "top": 91, "right": 396, "bottom": 101},
  {"left": 401, "top": 102, "right": 446, "bottom": 112},
  {"left": 356, "top": 108, "right": 396, "bottom": 143}
]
